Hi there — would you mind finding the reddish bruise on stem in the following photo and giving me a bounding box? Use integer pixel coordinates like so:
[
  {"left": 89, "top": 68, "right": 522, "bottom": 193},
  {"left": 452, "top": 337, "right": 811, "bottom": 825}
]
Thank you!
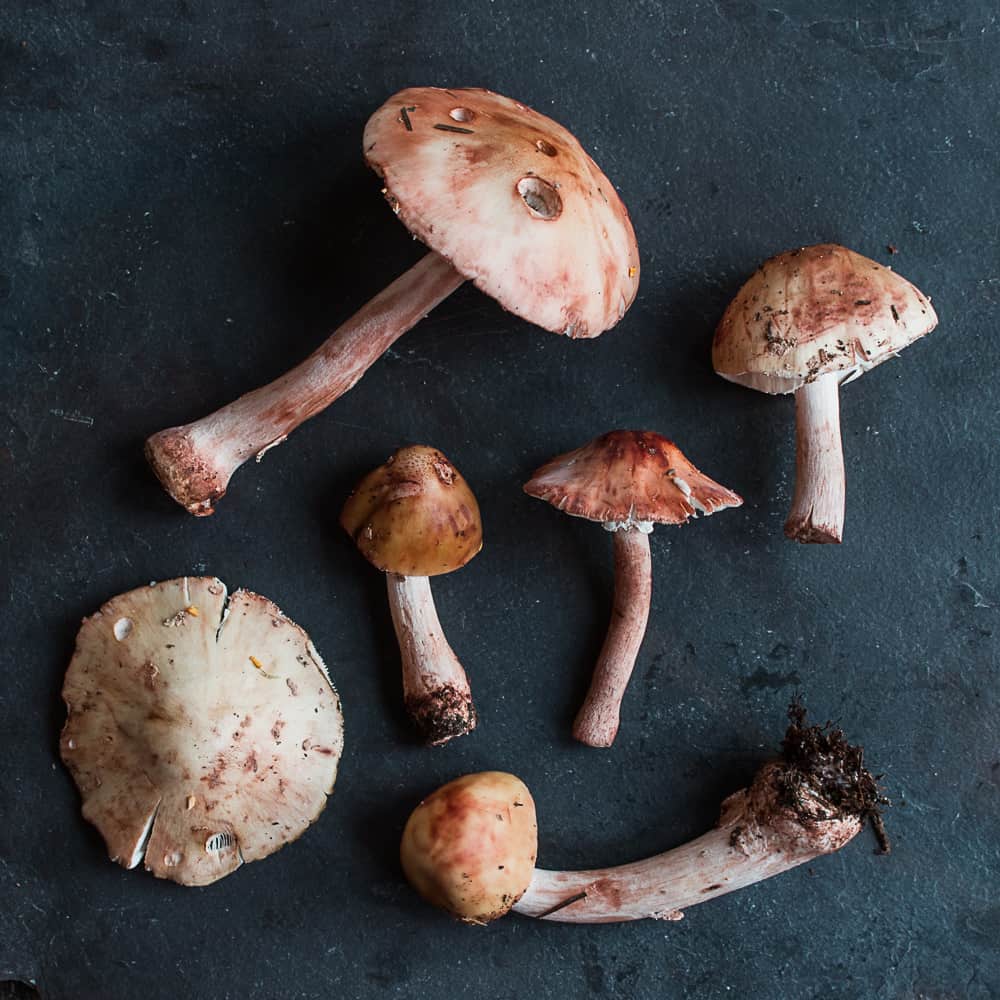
[
  {"left": 524, "top": 431, "right": 742, "bottom": 747},
  {"left": 145, "top": 86, "right": 640, "bottom": 515},
  {"left": 712, "top": 243, "right": 938, "bottom": 544}
]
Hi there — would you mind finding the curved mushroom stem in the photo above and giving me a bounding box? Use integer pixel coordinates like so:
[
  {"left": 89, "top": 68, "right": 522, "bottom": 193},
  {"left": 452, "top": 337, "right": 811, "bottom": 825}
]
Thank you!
[
  {"left": 784, "top": 372, "right": 846, "bottom": 544},
  {"left": 387, "top": 573, "right": 476, "bottom": 746},
  {"left": 514, "top": 762, "right": 862, "bottom": 924},
  {"left": 573, "top": 528, "right": 652, "bottom": 748},
  {"left": 145, "top": 251, "right": 465, "bottom": 515}
]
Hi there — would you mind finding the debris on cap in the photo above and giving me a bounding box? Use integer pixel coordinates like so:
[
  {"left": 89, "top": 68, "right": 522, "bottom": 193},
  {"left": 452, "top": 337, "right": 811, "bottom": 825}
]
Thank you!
[
  {"left": 60, "top": 577, "right": 344, "bottom": 887},
  {"left": 364, "top": 86, "right": 640, "bottom": 339},
  {"left": 524, "top": 430, "right": 742, "bottom": 529},
  {"left": 713, "top": 243, "right": 938, "bottom": 394}
]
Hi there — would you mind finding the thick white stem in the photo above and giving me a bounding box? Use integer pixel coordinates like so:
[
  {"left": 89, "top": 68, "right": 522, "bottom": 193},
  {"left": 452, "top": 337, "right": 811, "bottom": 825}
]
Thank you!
[
  {"left": 785, "top": 372, "right": 846, "bottom": 544},
  {"left": 146, "top": 251, "right": 465, "bottom": 515},
  {"left": 573, "top": 529, "right": 652, "bottom": 748},
  {"left": 386, "top": 574, "right": 476, "bottom": 746},
  {"left": 513, "top": 763, "right": 862, "bottom": 923}
]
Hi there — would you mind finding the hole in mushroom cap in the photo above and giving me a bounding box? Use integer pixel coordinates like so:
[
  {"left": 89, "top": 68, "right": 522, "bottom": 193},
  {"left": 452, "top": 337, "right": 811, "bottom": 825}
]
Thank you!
[
  {"left": 516, "top": 177, "right": 562, "bottom": 220},
  {"left": 114, "top": 617, "right": 133, "bottom": 641},
  {"left": 535, "top": 139, "right": 557, "bottom": 156},
  {"left": 449, "top": 107, "right": 475, "bottom": 122}
]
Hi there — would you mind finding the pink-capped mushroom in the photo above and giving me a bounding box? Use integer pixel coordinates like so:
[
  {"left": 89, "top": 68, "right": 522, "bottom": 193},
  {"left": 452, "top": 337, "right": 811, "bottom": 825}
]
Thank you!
[
  {"left": 713, "top": 243, "right": 938, "bottom": 543},
  {"left": 146, "top": 86, "right": 640, "bottom": 515},
  {"left": 401, "top": 703, "right": 888, "bottom": 924},
  {"left": 524, "top": 431, "right": 742, "bottom": 747}
]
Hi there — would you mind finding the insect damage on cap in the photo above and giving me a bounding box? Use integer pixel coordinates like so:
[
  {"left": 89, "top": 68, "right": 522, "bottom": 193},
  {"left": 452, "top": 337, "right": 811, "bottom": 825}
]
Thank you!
[{"left": 363, "top": 87, "right": 640, "bottom": 339}]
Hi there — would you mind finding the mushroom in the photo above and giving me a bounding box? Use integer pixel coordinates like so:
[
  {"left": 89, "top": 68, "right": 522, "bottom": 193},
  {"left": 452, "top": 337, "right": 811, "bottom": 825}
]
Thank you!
[
  {"left": 401, "top": 703, "right": 888, "bottom": 924},
  {"left": 401, "top": 772, "right": 538, "bottom": 924},
  {"left": 523, "top": 431, "right": 742, "bottom": 747},
  {"left": 60, "top": 577, "right": 344, "bottom": 886},
  {"left": 145, "top": 86, "right": 640, "bottom": 515},
  {"left": 341, "top": 445, "right": 482, "bottom": 745},
  {"left": 712, "top": 243, "right": 938, "bottom": 543}
]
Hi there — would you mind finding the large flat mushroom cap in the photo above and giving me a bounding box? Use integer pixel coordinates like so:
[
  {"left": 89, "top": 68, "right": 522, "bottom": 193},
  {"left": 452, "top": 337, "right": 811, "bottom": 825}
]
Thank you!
[
  {"left": 363, "top": 86, "right": 640, "bottom": 339},
  {"left": 712, "top": 243, "right": 938, "bottom": 394},
  {"left": 60, "top": 577, "right": 344, "bottom": 887},
  {"left": 524, "top": 430, "right": 743, "bottom": 529},
  {"left": 341, "top": 445, "right": 482, "bottom": 577}
]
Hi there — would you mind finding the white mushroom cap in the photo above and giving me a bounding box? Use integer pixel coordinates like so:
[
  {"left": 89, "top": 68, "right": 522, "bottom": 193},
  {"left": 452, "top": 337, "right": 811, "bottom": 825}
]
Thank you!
[
  {"left": 60, "top": 577, "right": 343, "bottom": 887},
  {"left": 712, "top": 244, "right": 938, "bottom": 394},
  {"left": 363, "top": 87, "right": 640, "bottom": 338}
]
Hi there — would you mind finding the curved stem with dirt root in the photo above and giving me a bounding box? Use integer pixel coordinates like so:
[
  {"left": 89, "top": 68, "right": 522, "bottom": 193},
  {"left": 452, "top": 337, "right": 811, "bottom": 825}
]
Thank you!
[
  {"left": 146, "top": 251, "right": 464, "bottom": 515},
  {"left": 387, "top": 573, "right": 476, "bottom": 746},
  {"left": 573, "top": 528, "right": 651, "bottom": 748},
  {"left": 515, "top": 705, "right": 888, "bottom": 923}
]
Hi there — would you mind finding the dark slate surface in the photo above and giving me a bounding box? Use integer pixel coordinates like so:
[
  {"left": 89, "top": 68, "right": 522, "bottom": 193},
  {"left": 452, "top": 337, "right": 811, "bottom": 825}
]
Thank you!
[{"left": 2, "top": 2, "right": 998, "bottom": 998}]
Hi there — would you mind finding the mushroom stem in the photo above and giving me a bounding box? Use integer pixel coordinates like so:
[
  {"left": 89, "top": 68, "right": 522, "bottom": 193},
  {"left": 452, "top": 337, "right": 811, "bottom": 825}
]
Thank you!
[
  {"left": 573, "top": 528, "right": 652, "bottom": 748},
  {"left": 387, "top": 573, "right": 476, "bottom": 746},
  {"left": 513, "top": 761, "right": 862, "bottom": 923},
  {"left": 784, "top": 372, "right": 846, "bottom": 544},
  {"left": 145, "top": 251, "right": 465, "bottom": 515}
]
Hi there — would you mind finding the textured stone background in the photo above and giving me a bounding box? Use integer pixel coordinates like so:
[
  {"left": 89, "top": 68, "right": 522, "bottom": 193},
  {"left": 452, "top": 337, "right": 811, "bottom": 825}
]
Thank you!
[{"left": 1, "top": 2, "right": 998, "bottom": 997}]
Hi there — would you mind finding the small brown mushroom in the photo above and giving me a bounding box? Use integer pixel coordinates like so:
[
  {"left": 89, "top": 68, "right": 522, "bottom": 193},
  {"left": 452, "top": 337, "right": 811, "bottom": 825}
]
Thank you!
[
  {"left": 146, "top": 86, "right": 640, "bottom": 515},
  {"left": 341, "top": 445, "right": 482, "bottom": 745},
  {"left": 400, "top": 772, "right": 538, "bottom": 923},
  {"left": 60, "top": 577, "right": 344, "bottom": 886},
  {"left": 401, "top": 704, "right": 887, "bottom": 924},
  {"left": 524, "top": 431, "right": 742, "bottom": 747},
  {"left": 713, "top": 243, "right": 938, "bottom": 543}
]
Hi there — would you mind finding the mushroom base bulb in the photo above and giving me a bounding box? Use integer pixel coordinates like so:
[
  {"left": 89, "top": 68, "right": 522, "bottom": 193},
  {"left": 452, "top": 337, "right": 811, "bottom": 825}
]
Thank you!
[{"left": 400, "top": 772, "right": 538, "bottom": 923}]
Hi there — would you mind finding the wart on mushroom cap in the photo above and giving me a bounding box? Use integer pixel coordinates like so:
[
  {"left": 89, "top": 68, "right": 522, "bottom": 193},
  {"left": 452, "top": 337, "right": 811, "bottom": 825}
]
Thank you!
[
  {"left": 712, "top": 243, "right": 938, "bottom": 544},
  {"left": 145, "top": 86, "right": 640, "bottom": 517},
  {"left": 341, "top": 445, "right": 482, "bottom": 745},
  {"left": 525, "top": 431, "right": 742, "bottom": 747},
  {"left": 60, "top": 577, "right": 344, "bottom": 887}
]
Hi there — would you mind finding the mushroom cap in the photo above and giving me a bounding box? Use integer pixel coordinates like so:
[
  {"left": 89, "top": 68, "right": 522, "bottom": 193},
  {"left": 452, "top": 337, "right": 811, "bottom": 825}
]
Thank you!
[
  {"left": 60, "top": 577, "right": 344, "bottom": 887},
  {"left": 712, "top": 243, "right": 938, "bottom": 394},
  {"left": 400, "top": 772, "right": 538, "bottom": 923},
  {"left": 340, "top": 445, "right": 482, "bottom": 577},
  {"left": 523, "top": 430, "right": 743, "bottom": 529},
  {"left": 363, "top": 86, "right": 640, "bottom": 339}
]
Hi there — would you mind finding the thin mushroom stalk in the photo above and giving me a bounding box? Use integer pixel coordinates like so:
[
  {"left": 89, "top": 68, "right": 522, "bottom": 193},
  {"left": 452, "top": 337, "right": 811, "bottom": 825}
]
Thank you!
[
  {"left": 524, "top": 431, "right": 742, "bottom": 747},
  {"left": 401, "top": 704, "right": 888, "bottom": 924},
  {"left": 387, "top": 573, "right": 476, "bottom": 745},
  {"left": 784, "top": 372, "right": 846, "bottom": 544},
  {"left": 147, "top": 86, "right": 639, "bottom": 515},
  {"left": 572, "top": 526, "right": 651, "bottom": 747},
  {"left": 146, "top": 253, "right": 463, "bottom": 515}
]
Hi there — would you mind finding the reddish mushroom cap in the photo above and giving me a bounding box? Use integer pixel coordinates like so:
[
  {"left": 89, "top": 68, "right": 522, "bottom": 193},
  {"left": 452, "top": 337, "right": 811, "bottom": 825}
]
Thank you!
[
  {"left": 523, "top": 430, "right": 743, "bottom": 529},
  {"left": 712, "top": 243, "right": 938, "bottom": 394},
  {"left": 363, "top": 86, "right": 640, "bottom": 339}
]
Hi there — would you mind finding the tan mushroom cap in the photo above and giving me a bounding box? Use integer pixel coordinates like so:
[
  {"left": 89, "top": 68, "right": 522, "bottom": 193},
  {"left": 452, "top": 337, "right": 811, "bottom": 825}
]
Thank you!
[
  {"left": 363, "top": 86, "right": 640, "bottom": 339},
  {"left": 400, "top": 772, "right": 538, "bottom": 923},
  {"left": 713, "top": 243, "right": 938, "bottom": 394},
  {"left": 60, "top": 577, "right": 343, "bottom": 887},
  {"left": 341, "top": 445, "right": 482, "bottom": 577},
  {"left": 524, "top": 430, "right": 743, "bottom": 529}
]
